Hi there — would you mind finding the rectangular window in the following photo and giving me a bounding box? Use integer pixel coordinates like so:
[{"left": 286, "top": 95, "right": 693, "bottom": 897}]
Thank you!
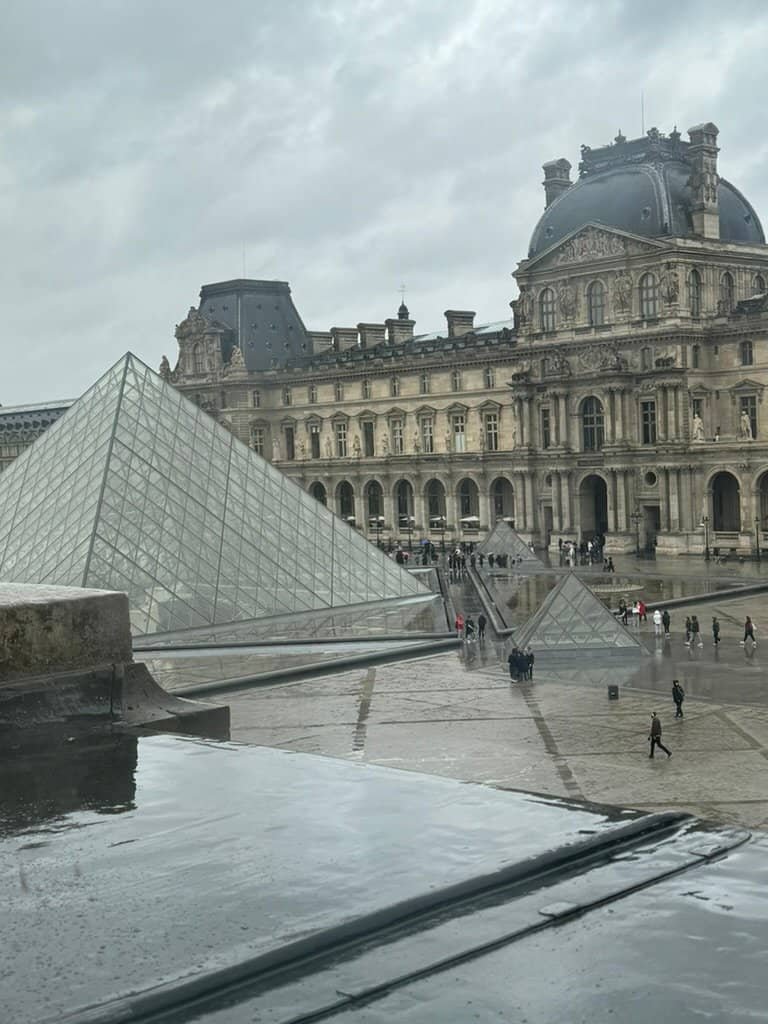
[
  {"left": 692, "top": 345, "right": 700, "bottom": 369},
  {"left": 334, "top": 381, "right": 344, "bottom": 401},
  {"left": 692, "top": 398, "right": 703, "bottom": 421},
  {"left": 390, "top": 377, "right": 400, "bottom": 398},
  {"left": 284, "top": 426, "right": 295, "bottom": 461},
  {"left": 362, "top": 420, "right": 375, "bottom": 457},
  {"left": 310, "top": 423, "right": 320, "bottom": 459},
  {"left": 220, "top": 391, "right": 227, "bottom": 409},
  {"left": 484, "top": 412, "right": 499, "bottom": 451},
  {"left": 541, "top": 408, "right": 551, "bottom": 449},
  {"left": 249, "top": 426, "right": 265, "bottom": 455},
  {"left": 420, "top": 373, "right": 430, "bottom": 395},
  {"left": 335, "top": 422, "right": 347, "bottom": 457},
  {"left": 641, "top": 400, "right": 657, "bottom": 444},
  {"left": 452, "top": 414, "right": 466, "bottom": 453},
  {"left": 282, "top": 387, "right": 292, "bottom": 407},
  {"left": 741, "top": 341, "right": 754, "bottom": 366},
  {"left": 391, "top": 418, "right": 404, "bottom": 454},
  {"left": 741, "top": 396, "right": 758, "bottom": 438},
  {"left": 421, "top": 417, "right": 434, "bottom": 454},
  {"left": 252, "top": 390, "right": 261, "bottom": 408}
]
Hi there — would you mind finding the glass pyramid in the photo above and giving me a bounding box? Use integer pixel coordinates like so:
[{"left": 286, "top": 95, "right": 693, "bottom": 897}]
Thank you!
[
  {"left": 0, "top": 354, "right": 426, "bottom": 636},
  {"left": 513, "top": 572, "right": 641, "bottom": 653},
  {"left": 478, "top": 521, "right": 544, "bottom": 567}
]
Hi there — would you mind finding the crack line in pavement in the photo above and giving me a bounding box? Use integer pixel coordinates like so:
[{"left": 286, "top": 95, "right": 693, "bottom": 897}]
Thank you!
[
  {"left": 519, "top": 687, "right": 584, "bottom": 800},
  {"left": 352, "top": 667, "right": 376, "bottom": 754}
]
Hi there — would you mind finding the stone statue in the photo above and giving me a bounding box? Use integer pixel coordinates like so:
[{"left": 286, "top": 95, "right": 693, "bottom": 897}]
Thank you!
[
  {"left": 272, "top": 435, "right": 281, "bottom": 460},
  {"left": 519, "top": 288, "right": 534, "bottom": 323},
  {"left": 445, "top": 431, "right": 453, "bottom": 453},
  {"left": 159, "top": 355, "right": 171, "bottom": 380},
  {"left": 381, "top": 433, "right": 389, "bottom": 455},
  {"left": 413, "top": 432, "right": 421, "bottom": 453},
  {"left": 740, "top": 411, "right": 754, "bottom": 440},
  {"left": 692, "top": 414, "right": 705, "bottom": 442},
  {"left": 325, "top": 436, "right": 333, "bottom": 458},
  {"left": 298, "top": 440, "right": 306, "bottom": 459},
  {"left": 228, "top": 345, "right": 246, "bottom": 369},
  {"left": 352, "top": 434, "right": 362, "bottom": 457},
  {"left": 613, "top": 272, "right": 633, "bottom": 312},
  {"left": 660, "top": 269, "right": 680, "bottom": 304},
  {"left": 510, "top": 415, "right": 518, "bottom": 449},
  {"left": 557, "top": 282, "right": 577, "bottom": 319}
]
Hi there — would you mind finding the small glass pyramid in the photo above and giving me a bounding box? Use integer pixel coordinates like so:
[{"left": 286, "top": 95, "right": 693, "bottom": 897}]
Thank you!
[
  {"left": 0, "top": 354, "right": 426, "bottom": 635},
  {"left": 478, "top": 521, "right": 543, "bottom": 566},
  {"left": 513, "top": 572, "right": 641, "bottom": 652}
]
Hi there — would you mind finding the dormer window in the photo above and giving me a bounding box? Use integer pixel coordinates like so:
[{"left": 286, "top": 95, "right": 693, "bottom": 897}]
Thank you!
[
  {"left": 639, "top": 273, "right": 659, "bottom": 319},
  {"left": 539, "top": 288, "right": 556, "bottom": 332},
  {"left": 587, "top": 281, "right": 605, "bottom": 326}
]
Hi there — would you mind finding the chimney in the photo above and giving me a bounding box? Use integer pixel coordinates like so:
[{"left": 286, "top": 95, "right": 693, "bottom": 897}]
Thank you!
[
  {"left": 330, "top": 327, "right": 359, "bottom": 352},
  {"left": 385, "top": 317, "right": 414, "bottom": 345},
  {"left": 444, "top": 310, "right": 476, "bottom": 338},
  {"left": 687, "top": 122, "right": 720, "bottom": 239},
  {"left": 542, "top": 158, "right": 572, "bottom": 208},
  {"left": 307, "top": 330, "right": 332, "bottom": 354},
  {"left": 357, "top": 322, "right": 386, "bottom": 348}
]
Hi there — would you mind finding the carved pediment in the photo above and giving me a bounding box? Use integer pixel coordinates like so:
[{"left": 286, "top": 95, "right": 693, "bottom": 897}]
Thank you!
[
  {"left": 731, "top": 378, "right": 764, "bottom": 394},
  {"left": 528, "top": 223, "right": 664, "bottom": 270}
]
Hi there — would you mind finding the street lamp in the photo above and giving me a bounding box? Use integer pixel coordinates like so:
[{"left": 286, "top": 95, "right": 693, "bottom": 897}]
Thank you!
[
  {"left": 406, "top": 515, "right": 415, "bottom": 551},
  {"left": 371, "top": 514, "right": 384, "bottom": 548},
  {"left": 702, "top": 514, "right": 710, "bottom": 562},
  {"left": 630, "top": 508, "right": 643, "bottom": 557},
  {"left": 756, "top": 517, "right": 762, "bottom": 564}
]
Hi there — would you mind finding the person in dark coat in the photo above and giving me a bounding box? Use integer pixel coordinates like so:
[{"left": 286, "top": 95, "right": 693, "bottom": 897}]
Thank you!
[
  {"left": 661, "top": 609, "right": 671, "bottom": 638},
  {"left": 525, "top": 647, "right": 535, "bottom": 680},
  {"left": 742, "top": 616, "right": 757, "bottom": 646},
  {"left": 672, "top": 680, "right": 685, "bottom": 719},
  {"left": 648, "top": 712, "right": 672, "bottom": 758},
  {"left": 712, "top": 617, "right": 720, "bottom": 646},
  {"left": 690, "top": 615, "right": 703, "bottom": 648},
  {"left": 477, "top": 613, "right": 487, "bottom": 640},
  {"left": 508, "top": 648, "right": 520, "bottom": 681}
]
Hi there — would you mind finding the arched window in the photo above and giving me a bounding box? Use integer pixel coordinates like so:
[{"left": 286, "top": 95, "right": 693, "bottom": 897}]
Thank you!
[
  {"left": 586, "top": 281, "right": 605, "bottom": 326},
  {"left": 366, "top": 480, "right": 383, "bottom": 519},
  {"left": 484, "top": 366, "right": 496, "bottom": 388},
  {"left": 193, "top": 344, "right": 205, "bottom": 375},
  {"left": 539, "top": 288, "right": 556, "bottom": 332},
  {"left": 451, "top": 369, "right": 462, "bottom": 392},
  {"left": 337, "top": 481, "right": 355, "bottom": 521},
  {"left": 720, "top": 272, "right": 735, "bottom": 312},
  {"left": 753, "top": 274, "right": 766, "bottom": 295},
  {"left": 334, "top": 381, "right": 344, "bottom": 402},
  {"left": 581, "top": 397, "right": 605, "bottom": 451},
  {"left": 688, "top": 270, "right": 702, "bottom": 317},
  {"left": 390, "top": 376, "right": 400, "bottom": 398},
  {"left": 419, "top": 372, "right": 430, "bottom": 395},
  {"left": 639, "top": 273, "right": 659, "bottom": 319}
]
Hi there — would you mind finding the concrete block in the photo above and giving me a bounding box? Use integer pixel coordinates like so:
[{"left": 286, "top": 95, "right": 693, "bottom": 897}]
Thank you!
[{"left": 0, "top": 585, "right": 132, "bottom": 682}]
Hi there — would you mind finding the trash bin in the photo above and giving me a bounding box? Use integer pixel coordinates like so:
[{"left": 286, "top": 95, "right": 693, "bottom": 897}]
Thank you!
[{"left": 607, "top": 684, "right": 619, "bottom": 700}]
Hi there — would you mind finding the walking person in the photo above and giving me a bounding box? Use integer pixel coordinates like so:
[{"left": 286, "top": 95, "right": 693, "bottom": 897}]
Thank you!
[
  {"left": 653, "top": 609, "right": 663, "bottom": 637},
  {"left": 477, "top": 613, "right": 486, "bottom": 640},
  {"left": 648, "top": 712, "right": 672, "bottom": 758},
  {"left": 712, "top": 616, "right": 720, "bottom": 646},
  {"left": 691, "top": 615, "right": 703, "bottom": 648},
  {"left": 455, "top": 612, "right": 465, "bottom": 639},
  {"left": 662, "top": 609, "right": 671, "bottom": 638},
  {"left": 672, "top": 680, "right": 685, "bottom": 719},
  {"left": 684, "top": 616, "right": 692, "bottom": 646},
  {"left": 741, "top": 616, "right": 757, "bottom": 647},
  {"left": 508, "top": 647, "right": 520, "bottom": 682}
]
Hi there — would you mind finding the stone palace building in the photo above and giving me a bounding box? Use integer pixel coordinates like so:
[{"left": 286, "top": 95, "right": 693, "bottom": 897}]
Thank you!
[{"left": 6, "top": 121, "right": 768, "bottom": 557}]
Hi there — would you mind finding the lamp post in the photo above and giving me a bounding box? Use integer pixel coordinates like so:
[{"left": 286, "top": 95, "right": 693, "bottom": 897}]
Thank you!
[
  {"left": 371, "top": 515, "right": 384, "bottom": 548},
  {"left": 440, "top": 514, "right": 446, "bottom": 553},
  {"left": 702, "top": 515, "right": 710, "bottom": 562},
  {"left": 406, "top": 515, "right": 414, "bottom": 551},
  {"left": 630, "top": 508, "right": 643, "bottom": 557},
  {"left": 756, "top": 517, "right": 762, "bottom": 564}
]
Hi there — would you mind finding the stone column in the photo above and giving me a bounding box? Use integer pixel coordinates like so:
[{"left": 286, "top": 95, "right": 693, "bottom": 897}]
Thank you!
[
  {"left": 525, "top": 397, "right": 535, "bottom": 448},
  {"left": 561, "top": 471, "right": 572, "bottom": 530},
  {"left": 382, "top": 485, "right": 396, "bottom": 536},
  {"left": 615, "top": 468, "right": 628, "bottom": 533},
  {"left": 524, "top": 474, "right": 535, "bottom": 532},
  {"left": 615, "top": 389, "right": 625, "bottom": 443},
  {"left": 609, "top": 470, "right": 619, "bottom": 532},
  {"left": 678, "top": 466, "right": 692, "bottom": 533},
  {"left": 656, "top": 387, "right": 667, "bottom": 442},
  {"left": 668, "top": 468, "right": 680, "bottom": 532},
  {"left": 552, "top": 473, "right": 563, "bottom": 531},
  {"left": 445, "top": 487, "right": 459, "bottom": 539},
  {"left": 559, "top": 393, "right": 570, "bottom": 449},
  {"left": 606, "top": 391, "right": 616, "bottom": 444}
]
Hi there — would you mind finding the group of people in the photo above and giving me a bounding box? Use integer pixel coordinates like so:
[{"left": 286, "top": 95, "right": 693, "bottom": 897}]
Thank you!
[
  {"left": 558, "top": 536, "right": 604, "bottom": 567},
  {"left": 649, "top": 678, "right": 687, "bottom": 759},
  {"left": 645, "top": 607, "right": 755, "bottom": 648},
  {"left": 507, "top": 646, "right": 535, "bottom": 682},
  {"left": 455, "top": 612, "right": 486, "bottom": 642},
  {"left": 617, "top": 598, "right": 647, "bottom": 625}
]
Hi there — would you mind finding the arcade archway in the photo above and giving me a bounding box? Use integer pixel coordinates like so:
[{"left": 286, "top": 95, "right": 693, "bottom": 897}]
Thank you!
[
  {"left": 579, "top": 474, "right": 608, "bottom": 539},
  {"left": 712, "top": 472, "right": 740, "bottom": 532}
]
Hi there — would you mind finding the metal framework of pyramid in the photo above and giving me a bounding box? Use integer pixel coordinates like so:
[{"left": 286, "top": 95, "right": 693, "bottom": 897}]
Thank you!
[
  {"left": 478, "top": 520, "right": 543, "bottom": 567},
  {"left": 513, "top": 572, "right": 642, "bottom": 654},
  {"left": 0, "top": 354, "right": 426, "bottom": 636}
]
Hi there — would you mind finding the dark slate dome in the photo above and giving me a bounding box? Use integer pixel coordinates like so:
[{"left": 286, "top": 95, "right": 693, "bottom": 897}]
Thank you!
[{"left": 529, "top": 128, "right": 764, "bottom": 258}]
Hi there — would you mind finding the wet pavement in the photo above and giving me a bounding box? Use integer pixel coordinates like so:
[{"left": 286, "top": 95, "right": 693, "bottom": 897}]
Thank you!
[{"left": 204, "top": 582, "right": 768, "bottom": 831}]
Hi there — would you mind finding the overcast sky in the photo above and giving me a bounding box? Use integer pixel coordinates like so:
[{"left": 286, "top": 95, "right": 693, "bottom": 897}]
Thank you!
[{"left": 2, "top": 0, "right": 768, "bottom": 404}]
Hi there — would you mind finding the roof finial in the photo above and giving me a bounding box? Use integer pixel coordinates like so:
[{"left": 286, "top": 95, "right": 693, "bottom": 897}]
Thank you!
[{"left": 397, "top": 283, "right": 409, "bottom": 320}]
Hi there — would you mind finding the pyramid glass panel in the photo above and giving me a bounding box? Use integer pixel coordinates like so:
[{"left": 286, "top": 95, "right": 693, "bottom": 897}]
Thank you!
[
  {"left": 0, "top": 353, "right": 426, "bottom": 635},
  {"left": 514, "top": 572, "right": 641, "bottom": 653},
  {"left": 478, "top": 521, "right": 544, "bottom": 567}
]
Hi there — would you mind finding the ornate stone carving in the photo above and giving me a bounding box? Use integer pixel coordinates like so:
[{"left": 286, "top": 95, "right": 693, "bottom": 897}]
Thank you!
[
  {"left": 613, "top": 272, "right": 633, "bottom": 312},
  {"left": 228, "top": 345, "right": 246, "bottom": 369},
  {"left": 352, "top": 434, "right": 362, "bottom": 457},
  {"left": 519, "top": 288, "right": 534, "bottom": 322},
  {"left": 158, "top": 355, "right": 171, "bottom": 381},
  {"left": 659, "top": 269, "right": 680, "bottom": 304},
  {"left": 272, "top": 435, "right": 281, "bottom": 460},
  {"left": 577, "top": 344, "right": 627, "bottom": 374},
  {"left": 557, "top": 282, "right": 578, "bottom": 319},
  {"left": 544, "top": 351, "right": 571, "bottom": 377},
  {"left": 508, "top": 360, "right": 532, "bottom": 383},
  {"left": 740, "top": 411, "right": 754, "bottom": 440},
  {"left": 413, "top": 432, "right": 421, "bottom": 453},
  {"left": 692, "top": 414, "right": 705, "bottom": 441},
  {"left": 556, "top": 226, "right": 627, "bottom": 263}
]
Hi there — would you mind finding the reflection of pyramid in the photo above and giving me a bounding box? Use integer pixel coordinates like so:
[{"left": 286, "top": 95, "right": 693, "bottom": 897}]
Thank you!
[
  {"left": 514, "top": 573, "right": 641, "bottom": 654},
  {"left": 478, "top": 521, "right": 543, "bottom": 566},
  {"left": 0, "top": 354, "right": 425, "bottom": 636}
]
